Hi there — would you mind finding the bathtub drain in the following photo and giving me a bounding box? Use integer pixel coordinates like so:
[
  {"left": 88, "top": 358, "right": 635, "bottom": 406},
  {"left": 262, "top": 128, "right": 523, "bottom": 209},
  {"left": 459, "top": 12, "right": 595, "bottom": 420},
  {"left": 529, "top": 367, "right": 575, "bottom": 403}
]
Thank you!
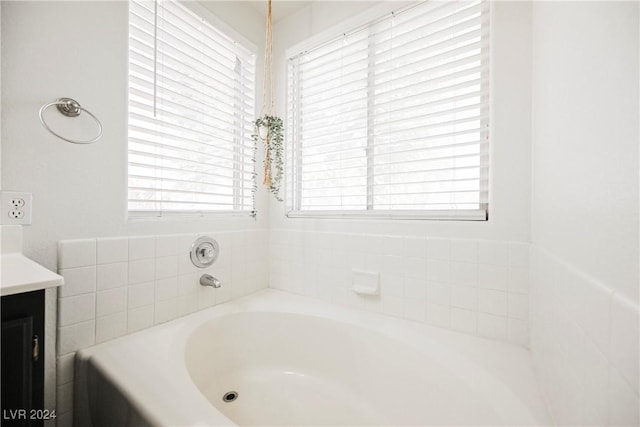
[{"left": 223, "top": 391, "right": 238, "bottom": 402}]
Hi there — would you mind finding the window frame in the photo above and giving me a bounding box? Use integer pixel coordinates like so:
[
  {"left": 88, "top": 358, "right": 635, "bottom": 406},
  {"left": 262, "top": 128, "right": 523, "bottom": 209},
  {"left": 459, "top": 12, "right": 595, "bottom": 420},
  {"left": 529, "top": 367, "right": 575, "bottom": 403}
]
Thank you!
[
  {"left": 126, "top": 0, "right": 258, "bottom": 219},
  {"left": 285, "top": 1, "right": 490, "bottom": 221}
]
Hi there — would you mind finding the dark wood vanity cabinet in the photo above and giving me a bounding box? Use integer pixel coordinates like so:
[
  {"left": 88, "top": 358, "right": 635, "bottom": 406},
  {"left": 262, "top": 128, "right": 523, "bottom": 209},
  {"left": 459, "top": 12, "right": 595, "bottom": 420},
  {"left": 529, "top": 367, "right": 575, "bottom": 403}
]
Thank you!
[{"left": 1, "top": 290, "right": 45, "bottom": 427}]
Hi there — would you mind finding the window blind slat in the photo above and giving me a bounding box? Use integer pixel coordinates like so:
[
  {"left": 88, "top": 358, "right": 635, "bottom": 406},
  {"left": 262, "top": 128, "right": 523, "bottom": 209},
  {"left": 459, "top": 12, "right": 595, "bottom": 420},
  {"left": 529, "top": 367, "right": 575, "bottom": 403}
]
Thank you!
[
  {"left": 156, "top": 1, "right": 255, "bottom": 62},
  {"left": 128, "top": 51, "right": 255, "bottom": 110},
  {"left": 128, "top": 123, "right": 252, "bottom": 153},
  {"left": 128, "top": 198, "right": 249, "bottom": 208},
  {"left": 129, "top": 162, "right": 253, "bottom": 183},
  {"left": 129, "top": 134, "right": 252, "bottom": 161},
  {"left": 299, "top": 116, "right": 486, "bottom": 152},
  {"left": 130, "top": 4, "right": 255, "bottom": 63},
  {"left": 296, "top": 128, "right": 483, "bottom": 160},
  {"left": 130, "top": 104, "right": 240, "bottom": 142},
  {"left": 298, "top": 77, "right": 486, "bottom": 123},
  {"left": 129, "top": 175, "right": 251, "bottom": 192},
  {"left": 129, "top": 150, "right": 252, "bottom": 177},
  {"left": 128, "top": 76, "right": 254, "bottom": 124},
  {"left": 129, "top": 139, "right": 253, "bottom": 170},
  {"left": 301, "top": 102, "right": 485, "bottom": 142},
  {"left": 302, "top": 176, "right": 481, "bottom": 191},
  {"left": 371, "top": 6, "right": 487, "bottom": 59},
  {"left": 299, "top": 164, "right": 487, "bottom": 183},
  {"left": 300, "top": 149, "right": 481, "bottom": 171},
  {"left": 301, "top": 138, "right": 483, "bottom": 166},
  {"left": 296, "top": 2, "right": 486, "bottom": 78},
  {"left": 300, "top": 36, "right": 485, "bottom": 99},
  {"left": 129, "top": 113, "right": 238, "bottom": 145}
]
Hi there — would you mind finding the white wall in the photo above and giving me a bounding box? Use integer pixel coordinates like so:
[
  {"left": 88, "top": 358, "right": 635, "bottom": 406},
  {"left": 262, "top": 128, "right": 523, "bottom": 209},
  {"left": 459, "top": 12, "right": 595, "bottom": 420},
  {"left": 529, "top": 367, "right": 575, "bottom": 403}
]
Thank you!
[
  {"left": 270, "top": 1, "right": 532, "bottom": 242},
  {"left": 531, "top": 1, "right": 639, "bottom": 304},
  {"left": 530, "top": 2, "right": 639, "bottom": 425},
  {"left": 1, "top": 1, "right": 268, "bottom": 273}
]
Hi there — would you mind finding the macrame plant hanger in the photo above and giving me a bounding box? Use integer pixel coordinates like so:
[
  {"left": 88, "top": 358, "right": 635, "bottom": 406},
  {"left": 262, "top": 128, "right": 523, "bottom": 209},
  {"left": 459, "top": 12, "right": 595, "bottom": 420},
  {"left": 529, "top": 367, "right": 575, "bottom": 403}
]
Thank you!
[
  {"left": 260, "top": 0, "right": 275, "bottom": 187},
  {"left": 253, "top": 0, "right": 283, "bottom": 204}
]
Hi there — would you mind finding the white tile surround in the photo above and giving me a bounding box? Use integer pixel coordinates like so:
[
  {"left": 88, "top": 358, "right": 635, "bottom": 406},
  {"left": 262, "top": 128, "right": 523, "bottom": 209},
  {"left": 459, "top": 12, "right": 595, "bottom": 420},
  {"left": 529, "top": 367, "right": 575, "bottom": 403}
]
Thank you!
[
  {"left": 53, "top": 228, "right": 639, "bottom": 427},
  {"left": 531, "top": 246, "right": 639, "bottom": 426},
  {"left": 55, "top": 230, "right": 268, "bottom": 425},
  {"left": 269, "top": 229, "right": 532, "bottom": 347}
]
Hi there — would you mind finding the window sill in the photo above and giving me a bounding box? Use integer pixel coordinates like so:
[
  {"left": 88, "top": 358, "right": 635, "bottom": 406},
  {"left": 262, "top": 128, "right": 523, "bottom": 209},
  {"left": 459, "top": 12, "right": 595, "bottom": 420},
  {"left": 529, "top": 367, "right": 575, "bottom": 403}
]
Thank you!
[
  {"left": 127, "top": 211, "right": 255, "bottom": 222},
  {"left": 286, "top": 210, "right": 488, "bottom": 221}
]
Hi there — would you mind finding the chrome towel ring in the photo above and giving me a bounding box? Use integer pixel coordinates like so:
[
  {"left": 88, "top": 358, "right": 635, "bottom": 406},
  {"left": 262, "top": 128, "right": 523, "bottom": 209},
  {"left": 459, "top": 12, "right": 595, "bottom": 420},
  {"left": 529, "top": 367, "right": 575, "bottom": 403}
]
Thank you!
[{"left": 38, "top": 97, "right": 103, "bottom": 144}]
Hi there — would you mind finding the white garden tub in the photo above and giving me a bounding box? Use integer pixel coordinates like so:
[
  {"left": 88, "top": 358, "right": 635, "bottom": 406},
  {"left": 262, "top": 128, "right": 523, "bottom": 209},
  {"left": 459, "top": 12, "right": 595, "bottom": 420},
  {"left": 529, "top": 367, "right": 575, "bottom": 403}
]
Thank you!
[{"left": 75, "top": 290, "right": 549, "bottom": 426}]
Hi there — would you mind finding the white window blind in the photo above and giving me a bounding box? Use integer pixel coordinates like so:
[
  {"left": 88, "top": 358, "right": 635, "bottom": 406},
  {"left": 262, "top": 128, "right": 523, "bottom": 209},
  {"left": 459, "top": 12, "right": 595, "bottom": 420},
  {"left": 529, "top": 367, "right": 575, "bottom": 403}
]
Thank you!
[
  {"left": 287, "top": 0, "right": 489, "bottom": 220},
  {"left": 128, "top": 0, "right": 256, "bottom": 215}
]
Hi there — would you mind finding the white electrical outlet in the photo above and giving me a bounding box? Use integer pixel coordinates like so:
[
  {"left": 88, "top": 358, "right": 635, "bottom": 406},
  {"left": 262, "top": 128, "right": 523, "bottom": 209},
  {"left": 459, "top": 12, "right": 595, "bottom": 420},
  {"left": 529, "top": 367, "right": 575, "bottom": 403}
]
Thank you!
[{"left": 1, "top": 192, "right": 33, "bottom": 225}]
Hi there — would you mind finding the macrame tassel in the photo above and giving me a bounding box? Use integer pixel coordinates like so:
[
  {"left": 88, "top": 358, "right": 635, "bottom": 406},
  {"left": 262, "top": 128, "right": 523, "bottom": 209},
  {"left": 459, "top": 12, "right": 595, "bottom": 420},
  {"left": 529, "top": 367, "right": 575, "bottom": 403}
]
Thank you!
[{"left": 263, "top": 131, "right": 272, "bottom": 187}]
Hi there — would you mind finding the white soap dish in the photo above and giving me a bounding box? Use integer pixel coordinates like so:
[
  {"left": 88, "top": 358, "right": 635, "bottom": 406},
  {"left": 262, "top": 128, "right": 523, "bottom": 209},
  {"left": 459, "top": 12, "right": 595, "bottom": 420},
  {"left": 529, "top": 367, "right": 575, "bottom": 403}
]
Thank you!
[{"left": 351, "top": 269, "right": 379, "bottom": 296}]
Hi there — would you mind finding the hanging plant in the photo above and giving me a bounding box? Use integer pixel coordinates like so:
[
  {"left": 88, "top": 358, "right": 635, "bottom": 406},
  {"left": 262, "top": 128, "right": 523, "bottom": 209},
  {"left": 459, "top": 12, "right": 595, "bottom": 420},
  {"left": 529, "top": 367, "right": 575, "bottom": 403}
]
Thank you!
[
  {"left": 251, "top": 0, "right": 284, "bottom": 209},
  {"left": 252, "top": 115, "right": 284, "bottom": 201}
]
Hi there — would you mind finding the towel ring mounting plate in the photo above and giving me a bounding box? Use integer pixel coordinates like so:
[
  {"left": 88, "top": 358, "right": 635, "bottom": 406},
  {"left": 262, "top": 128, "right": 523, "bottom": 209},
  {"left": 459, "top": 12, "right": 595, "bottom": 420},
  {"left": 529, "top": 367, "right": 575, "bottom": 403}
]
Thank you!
[{"left": 56, "top": 98, "right": 82, "bottom": 117}]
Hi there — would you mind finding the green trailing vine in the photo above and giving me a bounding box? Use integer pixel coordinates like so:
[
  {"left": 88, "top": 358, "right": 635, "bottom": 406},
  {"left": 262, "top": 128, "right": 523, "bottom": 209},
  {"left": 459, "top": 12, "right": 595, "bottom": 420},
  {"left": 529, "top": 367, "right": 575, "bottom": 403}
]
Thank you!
[{"left": 252, "top": 114, "right": 284, "bottom": 204}]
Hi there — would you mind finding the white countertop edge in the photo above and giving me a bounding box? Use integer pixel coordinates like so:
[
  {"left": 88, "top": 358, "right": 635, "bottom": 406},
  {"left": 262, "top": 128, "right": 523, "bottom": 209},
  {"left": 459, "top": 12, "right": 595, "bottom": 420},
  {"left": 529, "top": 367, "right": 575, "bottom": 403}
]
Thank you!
[{"left": 0, "top": 253, "right": 64, "bottom": 296}]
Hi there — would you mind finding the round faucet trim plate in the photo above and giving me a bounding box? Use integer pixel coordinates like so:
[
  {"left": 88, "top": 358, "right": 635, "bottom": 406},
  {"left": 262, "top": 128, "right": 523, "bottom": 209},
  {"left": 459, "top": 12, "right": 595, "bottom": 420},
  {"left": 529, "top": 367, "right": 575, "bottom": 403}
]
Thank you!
[{"left": 190, "top": 236, "right": 219, "bottom": 268}]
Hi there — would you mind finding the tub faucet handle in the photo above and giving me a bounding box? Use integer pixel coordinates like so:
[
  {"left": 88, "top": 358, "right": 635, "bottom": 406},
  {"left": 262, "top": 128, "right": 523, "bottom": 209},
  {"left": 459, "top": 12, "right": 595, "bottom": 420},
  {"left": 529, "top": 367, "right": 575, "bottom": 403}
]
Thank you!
[{"left": 200, "top": 274, "right": 221, "bottom": 288}]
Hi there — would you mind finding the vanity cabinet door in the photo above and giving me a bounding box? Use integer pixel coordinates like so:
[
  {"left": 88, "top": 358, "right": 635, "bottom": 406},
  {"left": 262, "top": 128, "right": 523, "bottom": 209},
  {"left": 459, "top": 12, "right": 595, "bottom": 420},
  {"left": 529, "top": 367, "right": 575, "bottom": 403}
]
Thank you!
[
  {"left": 2, "top": 316, "right": 34, "bottom": 426},
  {"left": 1, "top": 290, "right": 45, "bottom": 427}
]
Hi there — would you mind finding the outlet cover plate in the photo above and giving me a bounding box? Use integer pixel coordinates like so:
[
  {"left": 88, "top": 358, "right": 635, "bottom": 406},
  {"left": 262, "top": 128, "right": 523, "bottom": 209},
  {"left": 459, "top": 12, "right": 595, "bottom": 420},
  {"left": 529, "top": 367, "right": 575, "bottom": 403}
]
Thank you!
[{"left": 1, "top": 192, "right": 33, "bottom": 225}]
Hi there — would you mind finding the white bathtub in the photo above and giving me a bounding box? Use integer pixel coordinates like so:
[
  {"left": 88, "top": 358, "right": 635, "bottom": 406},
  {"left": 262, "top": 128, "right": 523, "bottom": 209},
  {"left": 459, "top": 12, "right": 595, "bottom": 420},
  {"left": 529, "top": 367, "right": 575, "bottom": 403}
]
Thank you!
[{"left": 75, "top": 290, "right": 550, "bottom": 426}]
